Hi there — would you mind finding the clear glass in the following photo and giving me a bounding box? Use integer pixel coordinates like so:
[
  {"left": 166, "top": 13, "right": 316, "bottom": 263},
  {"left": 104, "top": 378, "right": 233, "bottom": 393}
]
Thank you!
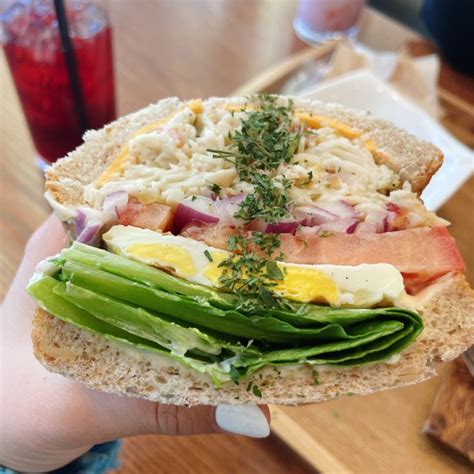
[
  {"left": 1, "top": 0, "right": 116, "bottom": 169},
  {"left": 293, "top": 0, "right": 366, "bottom": 45}
]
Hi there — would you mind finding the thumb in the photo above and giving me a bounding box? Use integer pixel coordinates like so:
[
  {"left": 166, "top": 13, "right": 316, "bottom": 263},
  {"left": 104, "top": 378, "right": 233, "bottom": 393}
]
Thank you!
[{"left": 82, "top": 392, "right": 271, "bottom": 441}]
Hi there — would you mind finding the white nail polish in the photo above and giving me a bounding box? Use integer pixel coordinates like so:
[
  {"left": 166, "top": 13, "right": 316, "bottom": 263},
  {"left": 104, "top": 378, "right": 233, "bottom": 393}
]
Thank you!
[{"left": 215, "top": 404, "right": 270, "bottom": 438}]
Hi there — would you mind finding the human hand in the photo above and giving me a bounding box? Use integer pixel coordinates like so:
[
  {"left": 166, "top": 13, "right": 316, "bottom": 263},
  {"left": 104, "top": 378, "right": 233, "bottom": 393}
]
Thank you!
[{"left": 0, "top": 215, "right": 270, "bottom": 472}]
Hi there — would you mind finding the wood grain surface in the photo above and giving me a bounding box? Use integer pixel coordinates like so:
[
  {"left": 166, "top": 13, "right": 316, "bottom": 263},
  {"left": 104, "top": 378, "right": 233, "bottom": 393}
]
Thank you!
[
  {"left": 273, "top": 364, "right": 474, "bottom": 474},
  {"left": 424, "top": 357, "right": 474, "bottom": 462},
  {"left": 1, "top": 2, "right": 473, "bottom": 473},
  {"left": 112, "top": 433, "right": 313, "bottom": 474}
]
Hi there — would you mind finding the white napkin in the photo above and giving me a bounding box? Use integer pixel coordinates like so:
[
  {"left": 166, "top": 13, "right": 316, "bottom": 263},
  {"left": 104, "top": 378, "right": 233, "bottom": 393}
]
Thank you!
[{"left": 323, "top": 42, "right": 441, "bottom": 117}]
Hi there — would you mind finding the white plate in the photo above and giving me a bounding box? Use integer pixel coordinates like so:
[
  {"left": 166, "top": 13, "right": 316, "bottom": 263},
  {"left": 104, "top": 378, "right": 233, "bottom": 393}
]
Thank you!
[{"left": 299, "top": 70, "right": 473, "bottom": 210}]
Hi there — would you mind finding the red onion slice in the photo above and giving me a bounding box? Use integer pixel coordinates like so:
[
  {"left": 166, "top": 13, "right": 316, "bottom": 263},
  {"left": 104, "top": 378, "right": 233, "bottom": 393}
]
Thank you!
[
  {"left": 323, "top": 200, "right": 360, "bottom": 220},
  {"left": 245, "top": 219, "right": 266, "bottom": 232},
  {"left": 173, "top": 196, "right": 219, "bottom": 234},
  {"left": 321, "top": 218, "right": 358, "bottom": 234},
  {"left": 103, "top": 191, "right": 129, "bottom": 218},
  {"left": 77, "top": 223, "right": 101, "bottom": 244},
  {"left": 215, "top": 194, "right": 245, "bottom": 225},
  {"left": 75, "top": 210, "right": 87, "bottom": 236},
  {"left": 265, "top": 221, "right": 299, "bottom": 234},
  {"left": 294, "top": 200, "right": 359, "bottom": 227},
  {"left": 299, "top": 218, "right": 359, "bottom": 235},
  {"left": 294, "top": 205, "right": 338, "bottom": 226},
  {"left": 219, "top": 194, "right": 246, "bottom": 205},
  {"left": 346, "top": 221, "right": 358, "bottom": 234}
]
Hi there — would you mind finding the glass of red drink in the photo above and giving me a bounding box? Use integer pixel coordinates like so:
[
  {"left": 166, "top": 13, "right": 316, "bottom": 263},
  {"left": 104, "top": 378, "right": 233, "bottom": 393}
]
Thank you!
[{"left": 1, "top": 0, "right": 116, "bottom": 168}]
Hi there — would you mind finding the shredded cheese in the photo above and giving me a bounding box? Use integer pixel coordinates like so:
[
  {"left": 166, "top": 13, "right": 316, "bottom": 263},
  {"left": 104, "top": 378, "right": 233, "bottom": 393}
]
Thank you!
[
  {"left": 96, "top": 100, "right": 203, "bottom": 186},
  {"left": 80, "top": 97, "right": 444, "bottom": 230}
]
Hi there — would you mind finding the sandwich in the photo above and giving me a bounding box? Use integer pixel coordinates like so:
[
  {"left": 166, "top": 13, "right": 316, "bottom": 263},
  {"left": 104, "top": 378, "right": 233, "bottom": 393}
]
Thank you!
[{"left": 27, "top": 94, "right": 474, "bottom": 405}]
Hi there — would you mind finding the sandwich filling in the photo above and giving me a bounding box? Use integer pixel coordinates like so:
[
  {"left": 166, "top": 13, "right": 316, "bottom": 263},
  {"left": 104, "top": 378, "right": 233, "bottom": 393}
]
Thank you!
[{"left": 29, "top": 95, "right": 465, "bottom": 389}]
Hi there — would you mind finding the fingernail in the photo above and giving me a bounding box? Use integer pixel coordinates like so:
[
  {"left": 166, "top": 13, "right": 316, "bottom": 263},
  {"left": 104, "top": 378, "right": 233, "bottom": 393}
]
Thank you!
[{"left": 215, "top": 404, "right": 270, "bottom": 438}]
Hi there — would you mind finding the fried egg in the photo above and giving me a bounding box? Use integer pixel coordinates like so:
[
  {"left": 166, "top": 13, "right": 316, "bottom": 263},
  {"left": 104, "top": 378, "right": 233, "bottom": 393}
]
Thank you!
[{"left": 103, "top": 225, "right": 404, "bottom": 307}]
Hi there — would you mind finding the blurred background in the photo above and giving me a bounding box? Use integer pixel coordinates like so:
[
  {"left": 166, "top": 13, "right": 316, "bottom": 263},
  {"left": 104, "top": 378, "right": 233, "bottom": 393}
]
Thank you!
[{"left": 1, "top": 1, "right": 473, "bottom": 473}]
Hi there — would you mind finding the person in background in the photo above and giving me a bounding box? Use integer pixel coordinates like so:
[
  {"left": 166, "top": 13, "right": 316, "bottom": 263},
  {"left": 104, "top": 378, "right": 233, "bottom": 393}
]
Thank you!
[{"left": 421, "top": 0, "right": 474, "bottom": 75}]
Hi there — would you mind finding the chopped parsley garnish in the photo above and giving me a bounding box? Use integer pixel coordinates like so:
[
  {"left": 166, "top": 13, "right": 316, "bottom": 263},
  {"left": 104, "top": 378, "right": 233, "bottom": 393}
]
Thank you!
[
  {"left": 252, "top": 384, "right": 263, "bottom": 398},
  {"left": 312, "top": 368, "right": 320, "bottom": 385},
  {"left": 303, "top": 170, "right": 313, "bottom": 185},
  {"left": 209, "top": 94, "right": 301, "bottom": 224},
  {"left": 218, "top": 234, "right": 282, "bottom": 293},
  {"left": 208, "top": 95, "right": 303, "bottom": 308},
  {"left": 266, "top": 260, "right": 283, "bottom": 280},
  {"left": 247, "top": 231, "right": 281, "bottom": 257},
  {"left": 234, "top": 175, "right": 292, "bottom": 223},
  {"left": 209, "top": 183, "right": 222, "bottom": 196},
  {"left": 217, "top": 232, "right": 293, "bottom": 311},
  {"left": 203, "top": 249, "right": 213, "bottom": 262},
  {"left": 246, "top": 381, "right": 263, "bottom": 398}
]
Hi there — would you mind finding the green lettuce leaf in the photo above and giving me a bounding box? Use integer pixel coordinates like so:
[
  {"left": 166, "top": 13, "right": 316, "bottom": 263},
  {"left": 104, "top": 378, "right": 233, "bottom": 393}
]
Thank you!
[
  {"left": 61, "top": 260, "right": 407, "bottom": 344},
  {"left": 27, "top": 275, "right": 234, "bottom": 387},
  {"left": 59, "top": 243, "right": 234, "bottom": 308},
  {"left": 27, "top": 244, "right": 424, "bottom": 386}
]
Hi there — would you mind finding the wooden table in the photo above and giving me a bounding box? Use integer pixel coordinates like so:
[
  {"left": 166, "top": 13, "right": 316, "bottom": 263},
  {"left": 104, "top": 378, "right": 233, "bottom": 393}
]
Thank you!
[{"left": 1, "top": 2, "right": 473, "bottom": 473}]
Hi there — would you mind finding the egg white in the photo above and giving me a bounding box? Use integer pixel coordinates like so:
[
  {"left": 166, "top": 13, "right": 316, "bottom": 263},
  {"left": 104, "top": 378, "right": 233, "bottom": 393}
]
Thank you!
[{"left": 103, "top": 225, "right": 404, "bottom": 307}]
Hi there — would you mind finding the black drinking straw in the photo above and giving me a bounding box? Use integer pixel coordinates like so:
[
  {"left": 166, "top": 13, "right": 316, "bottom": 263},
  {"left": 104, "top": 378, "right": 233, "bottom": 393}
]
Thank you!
[{"left": 53, "top": 0, "right": 90, "bottom": 132}]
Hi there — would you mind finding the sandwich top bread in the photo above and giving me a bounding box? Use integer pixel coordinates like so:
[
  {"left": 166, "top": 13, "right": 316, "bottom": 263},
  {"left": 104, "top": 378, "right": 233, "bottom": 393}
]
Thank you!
[{"left": 28, "top": 95, "right": 474, "bottom": 405}]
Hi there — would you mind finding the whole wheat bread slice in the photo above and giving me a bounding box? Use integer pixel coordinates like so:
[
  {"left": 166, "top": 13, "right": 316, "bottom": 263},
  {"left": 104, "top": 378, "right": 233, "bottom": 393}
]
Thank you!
[
  {"left": 33, "top": 274, "right": 474, "bottom": 405},
  {"left": 34, "top": 96, "right": 473, "bottom": 405}
]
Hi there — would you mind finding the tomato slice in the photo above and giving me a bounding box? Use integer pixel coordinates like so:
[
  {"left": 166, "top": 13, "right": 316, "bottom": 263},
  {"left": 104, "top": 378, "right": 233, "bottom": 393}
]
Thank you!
[
  {"left": 119, "top": 198, "right": 174, "bottom": 232},
  {"left": 182, "top": 225, "right": 465, "bottom": 294}
]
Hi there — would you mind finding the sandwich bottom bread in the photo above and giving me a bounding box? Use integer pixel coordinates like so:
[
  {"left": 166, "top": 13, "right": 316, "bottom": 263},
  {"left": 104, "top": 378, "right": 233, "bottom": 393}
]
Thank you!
[{"left": 28, "top": 95, "right": 474, "bottom": 405}]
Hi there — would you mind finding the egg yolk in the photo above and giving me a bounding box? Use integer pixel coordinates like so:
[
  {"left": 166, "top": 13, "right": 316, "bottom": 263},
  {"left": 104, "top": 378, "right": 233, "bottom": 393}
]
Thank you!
[
  {"left": 203, "top": 252, "right": 339, "bottom": 305},
  {"left": 274, "top": 266, "right": 339, "bottom": 304},
  {"left": 125, "top": 241, "right": 339, "bottom": 305},
  {"left": 202, "top": 251, "right": 230, "bottom": 284},
  {"left": 126, "top": 243, "right": 196, "bottom": 277}
]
